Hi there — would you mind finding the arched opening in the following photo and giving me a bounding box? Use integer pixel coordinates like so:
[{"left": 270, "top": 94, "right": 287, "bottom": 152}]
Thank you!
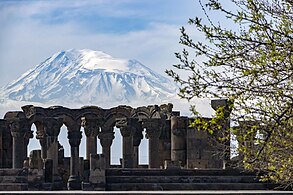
[
  {"left": 110, "top": 127, "right": 122, "bottom": 166},
  {"left": 27, "top": 123, "right": 41, "bottom": 157},
  {"left": 80, "top": 126, "right": 86, "bottom": 158},
  {"left": 139, "top": 129, "right": 149, "bottom": 165},
  {"left": 97, "top": 134, "right": 102, "bottom": 154},
  {"left": 58, "top": 124, "right": 70, "bottom": 157}
]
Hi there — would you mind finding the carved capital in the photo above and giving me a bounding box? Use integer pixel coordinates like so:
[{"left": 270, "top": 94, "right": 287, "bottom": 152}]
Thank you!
[
  {"left": 115, "top": 117, "right": 128, "bottom": 128},
  {"left": 132, "top": 126, "right": 143, "bottom": 146},
  {"left": 11, "top": 131, "right": 25, "bottom": 138},
  {"left": 21, "top": 105, "right": 37, "bottom": 119},
  {"left": 24, "top": 130, "right": 34, "bottom": 140},
  {"left": 81, "top": 117, "right": 102, "bottom": 137},
  {"left": 36, "top": 129, "right": 45, "bottom": 140},
  {"left": 43, "top": 117, "right": 63, "bottom": 137},
  {"left": 160, "top": 103, "right": 173, "bottom": 119},
  {"left": 119, "top": 126, "right": 131, "bottom": 137},
  {"left": 68, "top": 131, "right": 82, "bottom": 147},
  {"left": 9, "top": 118, "right": 31, "bottom": 138},
  {"left": 98, "top": 132, "right": 114, "bottom": 147},
  {"left": 116, "top": 117, "right": 140, "bottom": 137}
]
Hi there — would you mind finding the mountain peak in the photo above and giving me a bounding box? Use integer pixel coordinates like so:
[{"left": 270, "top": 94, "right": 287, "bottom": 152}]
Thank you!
[
  {"left": 48, "top": 49, "right": 128, "bottom": 72},
  {"left": 1, "top": 49, "right": 178, "bottom": 107}
]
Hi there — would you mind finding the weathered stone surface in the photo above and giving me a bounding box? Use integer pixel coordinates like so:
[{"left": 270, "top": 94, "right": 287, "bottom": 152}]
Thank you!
[
  {"left": 164, "top": 160, "right": 181, "bottom": 170},
  {"left": 88, "top": 154, "right": 106, "bottom": 190},
  {"left": 105, "top": 168, "right": 277, "bottom": 191},
  {"left": 0, "top": 168, "right": 28, "bottom": 191},
  {"left": 0, "top": 101, "right": 281, "bottom": 191},
  {"left": 44, "top": 159, "right": 53, "bottom": 183},
  {"left": 186, "top": 124, "right": 224, "bottom": 169},
  {"left": 29, "top": 150, "right": 43, "bottom": 170},
  {"left": 171, "top": 116, "right": 188, "bottom": 167}
]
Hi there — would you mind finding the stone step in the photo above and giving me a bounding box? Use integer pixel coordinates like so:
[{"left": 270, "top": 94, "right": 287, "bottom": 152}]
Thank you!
[
  {"left": 106, "top": 168, "right": 259, "bottom": 177},
  {"left": 106, "top": 175, "right": 259, "bottom": 184},
  {"left": 106, "top": 182, "right": 275, "bottom": 191},
  {"left": 0, "top": 175, "right": 28, "bottom": 183},
  {"left": 0, "top": 169, "right": 25, "bottom": 176},
  {"left": 0, "top": 183, "right": 28, "bottom": 191}
]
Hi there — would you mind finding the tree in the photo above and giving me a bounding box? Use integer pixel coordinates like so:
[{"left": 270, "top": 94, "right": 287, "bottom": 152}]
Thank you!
[{"left": 166, "top": 0, "right": 293, "bottom": 189}]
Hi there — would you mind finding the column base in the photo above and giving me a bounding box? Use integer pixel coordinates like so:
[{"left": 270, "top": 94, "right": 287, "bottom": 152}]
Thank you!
[
  {"left": 67, "top": 175, "right": 81, "bottom": 190},
  {"left": 52, "top": 174, "right": 64, "bottom": 190}
]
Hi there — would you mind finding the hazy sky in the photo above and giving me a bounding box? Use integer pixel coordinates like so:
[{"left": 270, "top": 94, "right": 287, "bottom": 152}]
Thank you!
[{"left": 0, "top": 0, "right": 204, "bottom": 87}]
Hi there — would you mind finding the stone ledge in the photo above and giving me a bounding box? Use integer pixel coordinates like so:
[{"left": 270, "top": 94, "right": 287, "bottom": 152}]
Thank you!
[{"left": 0, "top": 183, "right": 28, "bottom": 191}]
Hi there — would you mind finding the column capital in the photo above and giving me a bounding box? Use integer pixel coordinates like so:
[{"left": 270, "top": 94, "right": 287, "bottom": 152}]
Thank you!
[
  {"left": 132, "top": 125, "right": 143, "bottom": 146},
  {"left": 24, "top": 130, "right": 34, "bottom": 139},
  {"left": 9, "top": 118, "right": 31, "bottom": 137},
  {"left": 119, "top": 126, "right": 131, "bottom": 137},
  {"left": 43, "top": 117, "right": 63, "bottom": 137},
  {"left": 68, "top": 131, "right": 82, "bottom": 147},
  {"left": 81, "top": 117, "right": 103, "bottom": 137},
  {"left": 98, "top": 131, "right": 114, "bottom": 148},
  {"left": 116, "top": 117, "right": 139, "bottom": 137}
]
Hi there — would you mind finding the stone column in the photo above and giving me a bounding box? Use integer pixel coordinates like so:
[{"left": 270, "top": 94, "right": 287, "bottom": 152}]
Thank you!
[
  {"left": 132, "top": 125, "right": 143, "bottom": 168},
  {"left": 9, "top": 119, "right": 30, "bottom": 168},
  {"left": 211, "top": 99, "right": 232, "bottom": 167},
  {"left": 0, "top": 119, "right": 12, "bottom": 168},
  {"left": 23, "top": 130, "right": 33, "bottom": 160},
  {"left": 116, "top": 118, "right": 137, "bottom": 168},
  {"left": 43, "top": 118, "right": 63, "bottom": 182},
  {"left": 98, "top": 129, "right": 114, "bottom": 168},
  {"left": 81, "top": 117, "right": 102, "bottom": 160},
  {"left": 36, "top": 124, "right": 47, "bottom": 161},
  {"left": 0, "top": 120, "right": 4, "bottom": 168},
  {"left": 121, "top": 126, "right": 133, "bottom": 168},
  {"left": 142, "top": 118, "right": 163, "bottom": 169},
  {"left": 171, "top": 116, "right": 188, "bottom": 166},
  {"left": 67, "top": 128, "right": 82, "bottom": 190},
  {"left": 39, "top": 138, "right": 47, "bottom": 161}
]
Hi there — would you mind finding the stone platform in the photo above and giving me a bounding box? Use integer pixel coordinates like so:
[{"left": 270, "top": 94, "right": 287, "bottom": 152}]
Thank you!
[
  {"left": 104, "top": 168, "right": 276, "bottom": 191},
  {"left": 0, "top": 190, "right": 291, "bottom": 195},
  {"left": 0, "top": 169, "right": 28, "bottom": 191}
]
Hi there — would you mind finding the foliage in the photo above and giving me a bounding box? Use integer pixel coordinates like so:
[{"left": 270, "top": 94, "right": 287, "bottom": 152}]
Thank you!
[{"left": 166, "top": 0, "right": 293, "bottom": 189}]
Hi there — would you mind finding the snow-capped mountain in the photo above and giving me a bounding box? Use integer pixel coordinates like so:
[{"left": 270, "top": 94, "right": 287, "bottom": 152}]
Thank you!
[{"left": 0, "top": 49, "right": 178, "bottom": 107}]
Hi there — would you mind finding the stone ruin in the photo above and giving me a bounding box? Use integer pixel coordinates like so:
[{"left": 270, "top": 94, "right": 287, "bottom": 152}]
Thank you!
[{"left": 0, "top": 99, "right": 275, "bottom": 191}]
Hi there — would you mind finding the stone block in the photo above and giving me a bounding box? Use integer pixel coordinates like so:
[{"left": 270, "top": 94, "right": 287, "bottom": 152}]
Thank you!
[
  {"left": 89, "top": 169, "right": 105, "bottom": 184},
  {"left": 89, "top": 154, "right": 105, "bottom": 187},
  {"left": 83, "top": 160, "right": 90, "bottom": 182},
  {"left": 90, "top": 154, "right": 105, "bottom": 171},
  {"left": 187, "top": 159, "right": 209, "bottom": 169},
  {"left": 29, "top": 150, "right": 43, "bottom": 170},
  {"left": 164, "top": 160, "right": 181, "bottom": 169}
]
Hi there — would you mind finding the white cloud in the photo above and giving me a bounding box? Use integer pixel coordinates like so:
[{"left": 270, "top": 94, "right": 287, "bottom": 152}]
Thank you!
[
  {"left": 0, "top": 0, "right": 203, "bottom": 93},
  {"left": 0, "top": 18, "right": 188, "bottom": 85}
]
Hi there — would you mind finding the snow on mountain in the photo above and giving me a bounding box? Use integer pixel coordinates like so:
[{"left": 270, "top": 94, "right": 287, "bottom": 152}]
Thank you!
[{"left": 0, "top": 49, "right": 179, "bottom": 107}]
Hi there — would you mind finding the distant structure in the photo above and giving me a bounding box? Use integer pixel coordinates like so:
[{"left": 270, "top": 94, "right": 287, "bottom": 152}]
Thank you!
[{"left": 0, "top": 100, "right": 275, "bottom": 191}]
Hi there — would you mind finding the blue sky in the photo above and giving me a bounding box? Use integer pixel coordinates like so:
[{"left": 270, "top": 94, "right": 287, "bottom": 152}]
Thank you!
[
  {"left": 0, "top": 0, "right": 203, "bottom": 86},
  {"left": 0, "top": 0, "right": 229, "bottom": 162}
]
